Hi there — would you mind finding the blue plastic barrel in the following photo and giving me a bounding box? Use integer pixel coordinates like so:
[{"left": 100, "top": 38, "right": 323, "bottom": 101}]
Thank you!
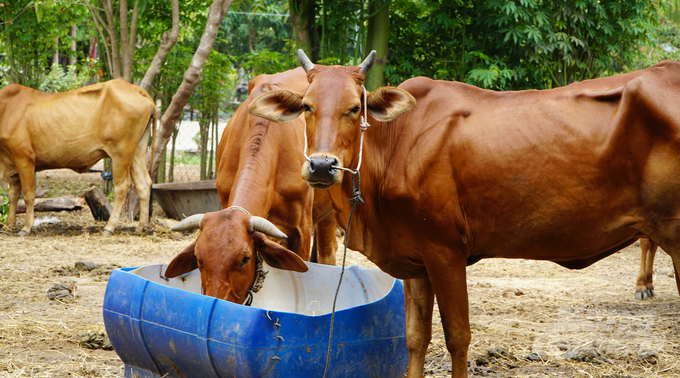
[{"left": 103, "top": 263, "right": 408, "bottom": 378}]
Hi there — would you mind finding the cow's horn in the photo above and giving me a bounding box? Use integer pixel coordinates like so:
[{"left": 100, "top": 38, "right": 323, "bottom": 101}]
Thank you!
[
  {"left": 250, "top": 216, "right": 288, "bottom": 239},
  {"left": 358, "top": 50, "right": 377, "bottom": 75},
  {"left": 297, "top": 49, "right": 315, "bottom": 73},
  {"left": 172, "top": 214, "right": 204, "bottom": 231}
]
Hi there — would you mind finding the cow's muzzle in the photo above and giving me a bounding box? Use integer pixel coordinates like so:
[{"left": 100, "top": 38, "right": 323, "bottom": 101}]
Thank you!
[{"left": 302, "top": 154, "right": 343, "bottom": 189}]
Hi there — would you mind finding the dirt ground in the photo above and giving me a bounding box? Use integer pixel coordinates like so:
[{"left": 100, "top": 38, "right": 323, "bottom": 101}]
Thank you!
[{"left": 1, "top": 204, "right": 679, "bottom": 378}]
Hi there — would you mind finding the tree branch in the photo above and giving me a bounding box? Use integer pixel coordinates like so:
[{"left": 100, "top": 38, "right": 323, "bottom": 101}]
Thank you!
[
  {"left": 150, "top": 0, "right": 234, "bottom": 180},
  {"left": 140, "top": 0, "right": 179, "bottom": 91}
]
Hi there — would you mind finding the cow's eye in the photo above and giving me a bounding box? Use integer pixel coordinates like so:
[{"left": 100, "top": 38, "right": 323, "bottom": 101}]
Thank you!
[
  {"left": 239, "top": 255, "right": 251, "bottom": 268},
  {"left": 350, "top": 106, "right": 360, "bottom": 114},
  {"left": 303, "top": 104, "right": 311, "bottom": 112}
]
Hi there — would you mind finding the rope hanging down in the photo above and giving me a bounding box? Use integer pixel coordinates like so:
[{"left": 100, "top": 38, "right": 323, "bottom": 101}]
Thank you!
[{"left": 322, "top": 85, "right": 369, "bottom": 378}]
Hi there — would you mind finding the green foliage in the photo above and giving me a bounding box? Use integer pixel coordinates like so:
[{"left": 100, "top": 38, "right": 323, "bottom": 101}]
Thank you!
[
  {"left": 239, "top": 40, "right": 297, "bottom": 74},
  {"left": 629, "top": 17, "right": 680, "bottom": 70},
  {"left": 387, "top": 0, "right": 663, "bottom": 90},
  {"left": 216, "top": 0, "right": 295, "bottom": 75},
  {"left": 39, "top": 60, "right": 99, "bottom": 93},
  {"left": 0, "top": 193, "right": 8, "bottom": 225},
  {"left": 0, "top": 1, "right": 90, "bottom": 88}
]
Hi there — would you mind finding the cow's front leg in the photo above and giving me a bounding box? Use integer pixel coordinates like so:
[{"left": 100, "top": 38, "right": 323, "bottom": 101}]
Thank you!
[
  {"left": 7, "top": 178, "right": 21, "bottom": 227},
  {"left": 314, "top": 214, "right": 338, "bottom": 265},
  {"left": 427, "top": 256, "right": 470, "bottom": 378},
  {"left": 15, "top": 169, "right": 36, "bottom": 236},
  {"left": 404, "top": 277, "right": 435, "bottom": 378}
]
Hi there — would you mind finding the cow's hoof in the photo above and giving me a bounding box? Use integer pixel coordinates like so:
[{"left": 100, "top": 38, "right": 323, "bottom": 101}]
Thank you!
[
  {"left": 135, "top": 226, "right": 144, "bottom": 234},
  {"left": 102, "top": 229, "right": 114, "bottom": 236},
  {"left": 17, "top": 230, "right": 29, "bottom": 237},
  {"left": 635, "top": 288, "right": 654, "bottom": 300}
]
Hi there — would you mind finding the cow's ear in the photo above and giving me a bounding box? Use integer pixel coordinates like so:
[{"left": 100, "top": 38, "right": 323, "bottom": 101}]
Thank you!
[
  {"left": 248, "top": 90, "right": 304, "bottom": 124},
  {"left": 366, "top": 87, "right": 416, "bottom": 122},
  {"left": 165, "top": 240, "right": 198, "bottom": 278},
  {"left": 253, "top": 232, "right": 308, "bottom": 272}
]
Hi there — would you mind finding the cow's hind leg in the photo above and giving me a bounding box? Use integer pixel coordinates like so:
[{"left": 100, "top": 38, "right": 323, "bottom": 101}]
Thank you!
[
  {"left": 647, "top": 223, "right": 680, "bottom": 298},
  {"left": 404, "top": 277, "right": 435, "bottom": 378},
  {"left": 104, "top": 162, "right": 133, "bottom": 236},
  {"left": 129, "top": 137, "right": 152, "bottom": 233},
  {"left": 636, "top": 238, "right": 658, "bottom": 300}
]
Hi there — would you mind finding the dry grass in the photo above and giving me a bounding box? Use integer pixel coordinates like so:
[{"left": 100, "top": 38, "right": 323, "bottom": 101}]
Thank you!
[{"left": 1, "top": 205, "right": 679, "bottom": 377}]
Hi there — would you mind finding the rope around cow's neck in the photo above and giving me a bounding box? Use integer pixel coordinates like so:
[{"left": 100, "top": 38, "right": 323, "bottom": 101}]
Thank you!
[
  {"left": 322, "top": 86, "right": 369, "bottom": 378},
  {"left": 243, "top": 251, "right": 268, "bottom": 306}
]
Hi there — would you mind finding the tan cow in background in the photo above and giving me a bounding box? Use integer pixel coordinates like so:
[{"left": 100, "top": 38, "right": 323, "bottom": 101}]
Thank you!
[{"left": 0, "top": 79, "right": 156, "bottom": 236}]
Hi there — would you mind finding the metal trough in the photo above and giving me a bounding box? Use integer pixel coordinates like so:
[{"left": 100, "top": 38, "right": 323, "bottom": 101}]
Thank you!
[
  {"left": 103, "top": 262, "right": 408, "bottom": 378},
  {"left": 152, "top": 180, "right": 221, "bottom": 220}
]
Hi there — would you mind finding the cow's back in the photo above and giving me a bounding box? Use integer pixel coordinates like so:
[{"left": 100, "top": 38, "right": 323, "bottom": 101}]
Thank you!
[{"left": 215, "top": 68, "right": 308, "bottom": 207}]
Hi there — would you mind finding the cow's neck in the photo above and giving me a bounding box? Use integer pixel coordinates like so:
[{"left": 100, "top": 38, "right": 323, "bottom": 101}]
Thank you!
[
  {"left": 227, "top": 121, "right": 276, "bottom": 216},
  {"left": 331, "top": 115, "right": 392, "bottom": 257}
]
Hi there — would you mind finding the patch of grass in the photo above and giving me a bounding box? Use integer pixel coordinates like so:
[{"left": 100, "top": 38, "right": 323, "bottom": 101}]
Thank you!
[{"left": 0, "top": 194, "right": 8, "bottom": 224}]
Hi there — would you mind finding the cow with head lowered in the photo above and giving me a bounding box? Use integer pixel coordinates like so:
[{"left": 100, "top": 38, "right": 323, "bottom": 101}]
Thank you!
[
  {"left": 0, "top": 79, "right": 156, "bottom": 236},
  {"left": 164, "top": 67, "right": 337, "bottom": 304},
  {"left": 248, "top": 51, "right": 680, "bottom": 377}
]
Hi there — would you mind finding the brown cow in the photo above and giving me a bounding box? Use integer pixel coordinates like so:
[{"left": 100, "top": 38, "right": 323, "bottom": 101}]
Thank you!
[
  {"left": 164, "top": 67, "right": 337, "bottom": 304},
  {"left": 249, "top": 51, "right": 680, "bottom": 377},
  {"left": 0, "top": 79, "right": 156, "bottom": 236}
]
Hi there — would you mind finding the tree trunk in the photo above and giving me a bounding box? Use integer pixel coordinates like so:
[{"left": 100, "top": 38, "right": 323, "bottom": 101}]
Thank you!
[
  {"left": 102, "top": 0, "right": 122, "bottom": 78},
  {"left": 69, "top": 24, "right": 77, "bottom": 66},
  {"left": 365, "top": 0, "right": 390, "bottom": 91},
  {"left": 140, "top": 0, "right": 179, "bottom": 91},
  {"left": 169, "top": 125, "right": 178, "bottom": 183},
  {"left": 209, "top": 105, "right": 217, "bottom": 179},
  {"left": 121, "top": 0, "right": 140, "bottom": 82},
  {"left": 150, "top": 0, "right": 234, "bottom": 181},
  {"left": 289, "top": 0, "right": 318, "bottom": 61},
  {"left": 53, "top": 37, "right": 59, "bottom": 66},
  {"left": 157, "top": 148, "right": 166, "bottom": 183}
]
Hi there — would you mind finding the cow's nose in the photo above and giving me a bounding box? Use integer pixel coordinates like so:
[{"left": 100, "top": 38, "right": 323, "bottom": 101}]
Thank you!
[{"left": 308, "top": 156, "right": 338, "bottom": 182}]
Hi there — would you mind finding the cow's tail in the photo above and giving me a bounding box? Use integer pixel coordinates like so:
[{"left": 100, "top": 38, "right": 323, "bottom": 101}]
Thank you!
[{"left": 147, "top": 103, "right": 157, "bottom": 175}]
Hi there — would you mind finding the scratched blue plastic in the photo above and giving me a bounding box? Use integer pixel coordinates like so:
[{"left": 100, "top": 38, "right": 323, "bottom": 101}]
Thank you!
[{"left": 103, "top": 268, "right": 408, "bottom": 378}]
